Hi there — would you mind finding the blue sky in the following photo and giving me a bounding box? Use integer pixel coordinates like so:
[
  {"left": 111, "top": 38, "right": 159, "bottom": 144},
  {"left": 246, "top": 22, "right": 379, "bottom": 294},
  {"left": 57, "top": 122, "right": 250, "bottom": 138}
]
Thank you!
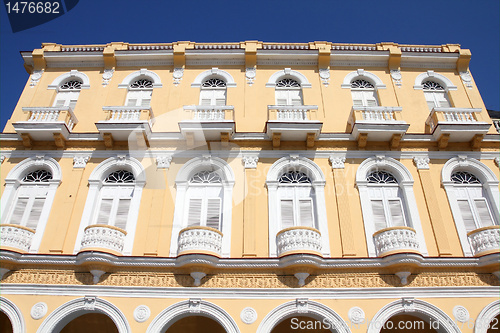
[{"left": 1, "top": 0, "right": 499, "bottom": 130}]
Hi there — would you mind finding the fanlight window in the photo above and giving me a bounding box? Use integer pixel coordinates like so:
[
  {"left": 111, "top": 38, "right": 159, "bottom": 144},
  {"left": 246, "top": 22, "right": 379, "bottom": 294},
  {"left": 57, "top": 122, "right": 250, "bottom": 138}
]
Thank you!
[
  {"left": 451, "top": 171, "right": 496, "bottom": 232},
  {"left": 104, "top": 170, "right": 135, "bottom": 183},
  {"left": 53, "top": 79, "right": 83, "bottom": 109},
  {"left": 7, "top": 170, "right": 53, "bottom": 230},
  {"left": 185, "top": 171, "right": 224, "bottom": 229},
  {"left": 275, "top": 78, "right": 303, "bottom": 106},
  {"left": 126, "top": 78, "right": 153, "bottom": 107},
  {"left": 366, "top": 171, "right": 406, "bottom": 231},
  {"left": 278, "top": 171, "right": 315, "bottom": 229},
  {"left": 200, "top": 78, "right": 227, "bottom": 106},
  {"left": 422, "top": 80, "right": 450, "bottom": 110},
  {"left": 350, "top": 79, "right": 378, "bottom": 107}
]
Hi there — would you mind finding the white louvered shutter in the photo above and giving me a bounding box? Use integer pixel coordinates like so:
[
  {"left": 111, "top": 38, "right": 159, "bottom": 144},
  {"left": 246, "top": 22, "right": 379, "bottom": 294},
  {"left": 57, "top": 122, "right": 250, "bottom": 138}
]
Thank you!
[
  {"left": 96, "top": 199, "right": 113, "bottom": 225},
  {"left": 187, "top": 198, "right": 202, "bottom": 226},
  {"left": 114, "top": 198, "right": 131, "bottom": 230},
  {"left": 126, "top": 90, "right": 151, "bottom": 107},
  {"left": 214, "top": 90, "right": 226, "bottom": 106},
  {"left": 290, "top": 90, "right": 302, "bottom": 106},
  {"left": 388, "top": 199, "right": 405, "bottom": 227},
  {"left": 424, "top": 92, "right": 436, "bottom": 110},
  {"left": 435, "top": 91, "right": 450, "bottom": 107},
  {"left": 9, "top": 197, "right": 28, "bottom": 225},
  {"left": 371, "top": 200, "right": 387, "bottom": 231},
  {"left": 364, "top": 90, "right": 379, "bottom": 106},
  {"left": 474, "top": 199, "right": 494, "bottom": 227},
  {"left": 457, "top": 200, "right": 477, "bottom": 232},
  {"left": 299, "top": 199, "right": 314, "bottom": 227},
  {"left": 280, "top": 199, "right": 294, "bottom": 229},
  {"left": 25, "top": 197, "right": 45, "bottom": 230},
  {"left": 276, "top": 90, "right": 288, "bottom": 105},
  {"left": 206, "top": 198, "right": 221, "bottom": 229},
  {"left": 351, "top": 91, "right": 364, "bottom": 107}
]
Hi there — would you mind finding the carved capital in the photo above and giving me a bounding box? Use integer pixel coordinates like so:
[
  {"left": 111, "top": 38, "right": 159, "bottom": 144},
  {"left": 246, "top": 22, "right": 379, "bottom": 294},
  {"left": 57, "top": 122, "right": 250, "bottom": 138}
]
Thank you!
[
  {"left": 242, "top": 155, "right": 259, "bottom": 169},
  {"left": 413, "top": 156, "right": 430, "bottom": 170},
  {"left": 73, "top": 155, "right": 91, "bottom": 169},
  {"left": 156, "top": 155, "right": 173, "bottom": 169},
  {"left": 329, "top": 154, "right": 346, "bottom": 169}
]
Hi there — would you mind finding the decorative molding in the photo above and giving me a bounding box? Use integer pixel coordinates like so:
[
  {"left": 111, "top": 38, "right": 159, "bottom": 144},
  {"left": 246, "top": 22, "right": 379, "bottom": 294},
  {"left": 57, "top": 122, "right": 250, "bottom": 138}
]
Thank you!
[
  {"left": 266, "top": 68, "right": 312, "bottom": 88},
  {"left": 453, "top": 305, "right": 470, "bottom": 323},
  {"left": 134, "top": 305, "right": 151, "bottom": 323},
  {"left": 329, "top": 154, "right": 346, "bottom": 169},
  {"left": 494, "top": 157, "right": 499, "bottom": 168},
  {"left": 30, "top": 70, "right": 44, "bottom": 87},
  {"left": 348, "top": 306, "right": 365, "bottom": 324},
  {"left": 84, "top": 296, "right": 96, "bottom": 310},
  {"left": 468, "top": 227, "right": 500, "bottom": 257},
  {"left": 413, "top": 156, "right": 430, "bottom": 170},
  {"left": 474, "top": 300, "right": 500, "bottom": 333},
  {"left": 30, "top": 302, "right": 47, "bottom": 320},
  {"left": 156, "top": 155, "right": 173, "bottom": 169},
  {"left": 395, "top": 271, "right": 411, "bottom": 286},
  {"left": 0, "top": 155, "right": 5, "bottom": 164},
  {"left": 80, "top": 225, "right": 127, "bottom": 255},
  {"left": 242, "top": 155, "right": 259, "bottom": 169},
  {"left": 373, "top": 227, "right": 420, "bottom": 256},
  {"left": 48, "top": 70, "right": 90, "bottom": 90},
  {"left": 319, "top": 68, "right": 330, "bottom": 86},
  {"left": 390, "top": 69, "right": 402, "bottom": 87},
  {"left": 190, "top": 272, "right": 207, "bottom": 287},
  {"left": 245, "top": 67, "right": 256, "bottom": 86},
  {"left": 73, "top": 155, "right": 91, "bottom": 168},
  {"left": 402, "top": 297, "right": 415, "bottom": 312},
  {"left": 460, "top": 71, "right": 473, "bottom": 89},
  {"left": 188, "top": 298, "right": 201, "bottom": 313},
  {"left": 0, "top": 225, "right": 35, "bottom": 252},
  {"left": 0, "top": 296, "right": 26, "bottom": 333},
  {"left": 341, "top": 69, "right": 387, "bottom": 89},
  {"left": 191, "top": 68, "right": 237, "bottom": 88},
  {"left": 173, "top": 68, "right": 184, "bottom": 86},
  {"left": 413, "top": 70, "right": 457, "bottom": 91},
  {"left": 118, "top": 69, "right": 162, "bottom": 88},
  {"left": 277, "top": 227, "right": 322, "bottom": 257},
  {"left": 296, "top": 298, "right": 309, "bottom": 313},
  {"left": 240, "top": 307, "right": 257, "bottom": 324},
  {"left": 294, "top": 273, "right": 310, "bottom": 287},
  {"left": 102, "top": 69, "right": 114, "bottom": 86}
]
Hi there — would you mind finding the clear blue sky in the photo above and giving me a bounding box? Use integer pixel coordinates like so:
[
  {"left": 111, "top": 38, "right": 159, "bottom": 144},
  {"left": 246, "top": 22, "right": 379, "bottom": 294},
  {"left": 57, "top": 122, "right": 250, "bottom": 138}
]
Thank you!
[{"left": 1, "top": 0, "right": 499, "bottom": 130}]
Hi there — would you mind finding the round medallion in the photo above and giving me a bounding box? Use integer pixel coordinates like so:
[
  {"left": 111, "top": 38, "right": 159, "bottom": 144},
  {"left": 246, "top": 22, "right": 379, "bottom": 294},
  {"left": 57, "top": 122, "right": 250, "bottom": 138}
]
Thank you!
[
  {"left": 348, "top": 307, "right": 365, "bottom": 324},
  {"left": 31, "top": 72, "right": 43, "bottom": 81},
  {"left": 246, "top": 68, "right": 256, "bottom": 79},
  {"left": 31, "top": 302, "right": 48, "bottom": 320},
  {"left": 390, "top": 70, "right": 402, "bottom": 80},
  {"left": 240, "top": 307, "right": 257, "bottom": 324},
  {"left": 173, "top": 69, "right": 184, "bottom": 79},
  {"left": 460, "top": 71, "right": 472, "bottom": 82},
  {"left": 319, "top": 69, "right": 330, "bottom": 79},
  {"left": 134, "top": 305, "right": 151, "bottom": 323},
  {"left": 453, "top": 305, "right": 469, "bottom": 323},
  {"left": 102, "top": 70, "right": 114, "bottom": 80}
]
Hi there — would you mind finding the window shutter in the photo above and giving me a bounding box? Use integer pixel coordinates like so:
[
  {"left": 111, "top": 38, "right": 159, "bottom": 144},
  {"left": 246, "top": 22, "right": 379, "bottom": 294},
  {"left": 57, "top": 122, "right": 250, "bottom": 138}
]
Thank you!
[
  {"left": 126, "top": 99, "right": 137, "bottom": 107},
  {"left": 214, "top": 90, "right": 226, "bottom": 106},
  {"left": 280, "top": 200, "right": 294, "bottom": 228},
  {"left": 26, "top": 197, "right": 45, "bottom": 230},
  {"left": 457, "top": 200, "right": 477, "bottom": 232},
  {"left": 365, "top": 91, "right": 378, "bottom": 106},
  {"left": 96, "top": 199, "right": 113, "bottom": 225},
  {"left": 141, "top": 99, "right": 151, "bottom": 107},
  {"left": 290, "top": 90, "right": 302, "bottom": 106},
  {"left": 424, "top": 92, "right": 436, "bottom": 110},
  {"left": 351, "top": 91, "right": 363, "bottom": 107},
  {"left": 474, "top": 199, "right": 494, "bottom": 227},
  {"left": 9, "top": 198, "right": 28, "bottom": 225},
  {"left": 54, "top": 99, "right": 66, "bottom": 107},
  {"left": 206, "top": 198, "right": 221, "bottom": 229},
  {"left": 114, "top": 199, "right": 131, "bottom": 230},
  {"left": 299, "top": 199, "right": 314, "bottom": 227},
  {"left": 435, "top": 91, "right": 450, "bottom": 108},
  {"left": 276, "top": 90, "right": 287, "bottom": 105},
  {"left": 388, "top": 199, "right": 405, "bottom": 227},
  {"left": 187, "top": 199, "right": 202, "bottom": 226},
  {"left": 371, "top": 200, "right": 387, "bottom": 231}
]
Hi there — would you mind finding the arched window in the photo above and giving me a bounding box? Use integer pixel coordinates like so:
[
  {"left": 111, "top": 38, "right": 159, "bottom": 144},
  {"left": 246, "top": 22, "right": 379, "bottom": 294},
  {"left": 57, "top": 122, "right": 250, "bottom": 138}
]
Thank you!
[
  {"left": 53, "top": 79, "right": 83, "bottom": 109},
  {"left": 422, "top": 80, "right": 450, "bottom": 110},
  {"left": 277, "top": 171, "right": 315, "bottom": 228},
  {"left": 351, "top": 79, "right": 378, "bottom": 107},
  {"left": 275, "top": 78, "right": 303, "bottom": 106},
  {"left": 126, "top": 78, "right": 153, "bottom": 107},
  {"left": 200, "top": 78, "right": 227, "bottom": 106},
  {"left": 185, "top": 171, "right": 223, "bottom": 229}
]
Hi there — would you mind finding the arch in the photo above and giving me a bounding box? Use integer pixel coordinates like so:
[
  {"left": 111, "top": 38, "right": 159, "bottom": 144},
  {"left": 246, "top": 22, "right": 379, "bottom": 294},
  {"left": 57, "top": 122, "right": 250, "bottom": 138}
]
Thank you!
[
  {"left": 118, "top": 69, "right": 162, "bottom": 88},
  {"left": 442, "top": 156, "right": 499, "bottom": 186},
  {"left": 48, "top": 70, "right": 90, "bottom": 90},
  {"left": 368, "top": 298, "right": 460, "bottom": 333},
  {"left": 88, "top": 156, "right": 146, "bottom": 185},
  {"left": 0, "top": 297, "right": 25, "bottom": 333},
  {"left": 191, "top": 68, "right": 237, "bottom": 88},
  {"left": 266, "top": 156, "right": 330, "bottom": 257},
  {"left": 4, "top": 156, "right": 62, "bottom": 183},
  {"left": 175, "top": 155, "right": 235, "bottom": 185},
  {"left": 355, "top": 156, "right": 428, "bottom": 257},
  {"left": 146, "top": 299, "right": 240, "bottom": 333},
  {"left": 475, "top": 300, "right": 500, "bottom": 333},
  {"left": 257, "top": 299, "right": 350, "bottom": 333},
  {"left": 36, "top": 297, "right": 130, "bottom": 333},
  {"left": 413, "top": 71, "right": 457, "bottom": 91},
  {"left": 341, "top": 69, "right": 386, "bottom": 89},
  {"left": 266, "top": 68, "right": 312, "bottom": 88}
]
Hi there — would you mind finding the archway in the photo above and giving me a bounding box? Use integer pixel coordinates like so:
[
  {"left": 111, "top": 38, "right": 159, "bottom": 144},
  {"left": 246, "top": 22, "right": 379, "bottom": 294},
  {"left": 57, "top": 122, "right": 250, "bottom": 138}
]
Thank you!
[
  {"left": 165, "top": 316, "right": 226, "bottom": 333},
  {"left": 0, "top": 311, "right": 13, "bottom": 333},
  {"left": 60, "top": 313, "right": 118, "bottom": 333}
]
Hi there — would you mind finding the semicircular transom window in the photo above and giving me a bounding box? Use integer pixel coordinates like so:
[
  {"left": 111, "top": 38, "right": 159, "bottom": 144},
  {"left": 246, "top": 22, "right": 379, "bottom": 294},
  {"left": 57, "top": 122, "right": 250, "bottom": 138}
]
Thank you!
[
  {"left": 202, "top": 78, "right": 226, "bottom": 88},
  {"left": 451, "top": 171, "right": 481, "bottom": 184},
  {"left": 350, "top": 79, "right": 378, "bottom": 106},
  {"left": 22, "top": 170, "right": 53, "bottom": 182},
  {"left": 104, "top": 170, "right": 135, "bottom": 183},
  {"left": 60, "top": 80, "right": 82, "bottom": 90},
  {"left": 422, "top": 80, "right": 445, "bottom": 91},
  {"left": 279, "top": 171, "right": 312, "bottom": 184},
  {"left": 422, "top": 80, "right": 450, "bottom": 109},
  {"left": 366, "top": 171, "right": 398, "bottom": 184},
  {"left": 276, "top": 78, "right": 300, "bottom": 88},
  {"left": 351, "top": 79, "right": 374, "bottom": 89},
  {"left": 130, "top": 79, "right": 154, "bottom": 89},
  {"left": 190, "top": 171, "right": 222, "bottom": 184}
]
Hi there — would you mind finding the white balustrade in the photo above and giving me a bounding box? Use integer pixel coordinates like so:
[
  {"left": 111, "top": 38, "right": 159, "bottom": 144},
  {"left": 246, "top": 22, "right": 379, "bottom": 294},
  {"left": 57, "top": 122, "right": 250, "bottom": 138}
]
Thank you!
[
  {"left": 362, "top": 110, "right": 395, "bottom": 121},
  {"left": 276, "top": 108, "right": 309, "bottom": 121},
  {"left": 22, "top": 107, "right": 77, "bottom": 131},
  {"left": 443, "top": 111, "right": 475, "bottom": 122},
  {"left": 80, "top": 224, "right": 127, "bottom": 254},
  {"left": 0, "top": 224, "right": 35, "bottom": 252},
  {"left": 373, "top": 227, "right": 420, "bottom": 257},
  {"left": 468, "top": 226, "right": 500, "bottom": 257},
  {"left": 193, "top": 109, "right": 226, "bottom": 121},
  {"left": 276, "top": 226, "right": 322, "bottom": 257},
  {"left": 177, "top": 226, "right": 223, "bottom": 257}
]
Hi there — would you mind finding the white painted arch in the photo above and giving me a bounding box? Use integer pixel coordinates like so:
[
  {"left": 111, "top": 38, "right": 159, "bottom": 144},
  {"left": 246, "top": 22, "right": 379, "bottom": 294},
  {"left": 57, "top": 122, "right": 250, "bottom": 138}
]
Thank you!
[
  {"left": 146, "top": 299, "right": 240, "bottom": 333},
  {"left": 118, "top": 68, "right": 163, "bottom": 88},
  {"left": 257, "top": 299, "right": 351, "bottom": 333},
  {"left": 0, "top": 297, "right": 25, "bottom": 333},
  {"left": 191, "top": 68, "right": 237, "bottom": 88},
  {"left": 266, "top": 68, "right": 312, "bottom": 88},
  {"left": 475, "top": 300, "right": 500, "bottom": 333},
  {"left": 48, "top": 70, "right": 90, "bottom": 90},
  {"left": 341, "top": 69, "right": 386, "bottom": 89},
  {"left": 36, "top": 297, "right": 131, "bottom": 333},
  {"left": 413, "top": 70, "right": 457, "bottom": 91}
]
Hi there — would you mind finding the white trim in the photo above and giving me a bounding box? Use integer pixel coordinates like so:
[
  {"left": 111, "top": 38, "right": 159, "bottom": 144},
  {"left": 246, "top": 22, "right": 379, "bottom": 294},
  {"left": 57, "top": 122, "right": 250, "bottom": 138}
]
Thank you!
[
  {"left": 368, "top": 298, "right": 461, "bottom": 333},
  {"left": 146, "top": 299, "right": 240, "bottom": 333},
  {"left": 356, "top": 156, "right": 428, "bottom": 257},
  {"left": 441, "top": 156, "right": 500, "bottom": 256},
  {"left": 0, "top": 156, "right": 62, "bottom": 253},
  {"left": 48, "top": 70, "right": 90, "bottom": 90},
  {"left": 266, "top": 156, "right": 331, "bottom": 257},
  {"left": 413, "top": 70, "right": 457, "bottom": 91},
  {"left": 169, "top": 156, "right": 235, "bottom": 257},
  {"left": 266, "top": 68, "right": 312, "bottom": 88},
  {"left": 256, "top": 299, "right": 351, "bottom": 333},
  {"left": 0, "top": 296, "right": 25, "bottom": 333},
  {"left": 118, "top": 69, "right": 162, "bottom": 88},
  {"left": 341, "top": 69, "right": 387, "bottom": 89},
  {"left": 36, "top": 296, "right": 131, "bottom": 333},
  {"left": 74, "top": 156, "right": 146, "bottom": 255},
  {"left": 191, "top": 68, "right": 237, "bottom": 88},
  {"left": 474, "top": 300, "right": 499, "bottom": 333}
]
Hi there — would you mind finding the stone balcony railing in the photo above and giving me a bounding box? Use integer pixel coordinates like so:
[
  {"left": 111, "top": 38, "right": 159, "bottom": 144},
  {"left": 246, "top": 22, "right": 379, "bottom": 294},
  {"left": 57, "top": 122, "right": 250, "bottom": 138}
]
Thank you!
[
  {"left": 349, "top": 106, "right": 404, "bottom": 124},
  {"left": 268, "top": 105, "right": 319, "bottom": 121},
  {"left": 80, "top": 224, "right": 127, "bottom": 255},
  {"left": 102, "top": 106, "right": 155, "bottom": 125},
  {"left": 183, "top": 105, "right": 234, "bottom": 121},
  {"left": 467, "top": 226, "right": 500, "bottom": 257},
  {"left": 426, "top": 107, "right": 484, "bottom": 132},
  {"left": 21, "top": 106, "right": 78, "bottom": 131},
  {"left": 276, "top": 226, "right": 322, "bottom": 257},
  {"left": 0, "top": 224, "right": 35, "bottom": 253},
  {"left": 177, "top": 226, "right": 223, "bottom": 257},
  {"left": 373, "top": 226, "right": 420, "bottom": 257}
]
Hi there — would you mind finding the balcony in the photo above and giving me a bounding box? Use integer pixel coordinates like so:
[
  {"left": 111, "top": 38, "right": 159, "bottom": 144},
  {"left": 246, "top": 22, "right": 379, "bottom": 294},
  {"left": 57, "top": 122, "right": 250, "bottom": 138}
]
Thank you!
[
  {"left": 467, "top": 226, "right": 500, "bottom": 257},
  {"left": 178, "top": 105, "right": 235, "bottom": 142},
  {"left": 79, "top": 224, "right": 127, "bottom": 255},
  {"left": 95, "top": 106, "right": 155, "bottom": 144},
  {"left": 0, "top": 224, "right": 35, "bottom": 253},
  {"left": 426, "top": 108, "right": 490, "bottom": 148},
  {"left": 13, "top": 107, "right": 78, "bottom": 147},
  {"left": 266, "top": 105, "right": 322, "bottom": 147},
  {"left": 347, "top": 106, "right": 409, "bottom": 149},
  {"left": 177, "top": 226, "right": 223, "bottom": 257},
  {"left": 276, "top": 226, "right": 322, "bottom": 257},
  {"left": 373, "top": 226, "right": 420, "bottom": 257}
]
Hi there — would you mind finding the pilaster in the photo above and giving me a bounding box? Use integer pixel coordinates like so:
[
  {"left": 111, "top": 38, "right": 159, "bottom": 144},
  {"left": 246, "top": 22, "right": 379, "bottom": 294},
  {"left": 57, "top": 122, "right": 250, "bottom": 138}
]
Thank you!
[{"left": 242, "top": 155, "right": 259, "bottom": 257}]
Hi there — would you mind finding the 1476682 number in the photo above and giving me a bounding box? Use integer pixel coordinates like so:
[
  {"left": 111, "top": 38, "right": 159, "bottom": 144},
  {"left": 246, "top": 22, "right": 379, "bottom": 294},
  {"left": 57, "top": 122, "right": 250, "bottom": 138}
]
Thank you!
[{"left": 5, "top": 2, "right": 60, "bottom": 14}]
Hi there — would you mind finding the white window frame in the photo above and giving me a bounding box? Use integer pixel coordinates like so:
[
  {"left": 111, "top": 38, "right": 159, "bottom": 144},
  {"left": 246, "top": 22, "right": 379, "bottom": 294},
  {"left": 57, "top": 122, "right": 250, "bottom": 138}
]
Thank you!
[
  {"left": 441, "top": 156, "right": 500, "bottom": 256},
  {"left": 367, "top": 182, "right": 407, "bottom": 231},
  {"left": 185, "top": 181, "right": 224, "bottom": 230},
  {"left": 199, "top": 78, "right": 227, "bottom": 106},
  {"left": 277, "top": 181, "right": 315, "bottom": 229},
  {"left": 275, "top": 84, "right": 303, "bottom": 106},
  {"left": 125, "top": 87, "right": 153, "bottom": 107},
  {"left": 350, "top": 83, "right": 379, "bottom": 107},
  {"left": 422, "top": 81, "right": 451, "bottom": 110},
  {"left": 356, "top": 156, "right": 428, "bottom": 257},
  {"left": 0, "top": 156, "right": 62, "bottom": 253}
]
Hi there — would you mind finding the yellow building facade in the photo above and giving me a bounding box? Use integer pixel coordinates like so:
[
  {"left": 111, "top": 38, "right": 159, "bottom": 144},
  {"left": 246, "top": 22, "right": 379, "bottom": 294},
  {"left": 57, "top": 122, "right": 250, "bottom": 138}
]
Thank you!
[{"left": 0, "top": 41, "right": 498, "bottom": 333}]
